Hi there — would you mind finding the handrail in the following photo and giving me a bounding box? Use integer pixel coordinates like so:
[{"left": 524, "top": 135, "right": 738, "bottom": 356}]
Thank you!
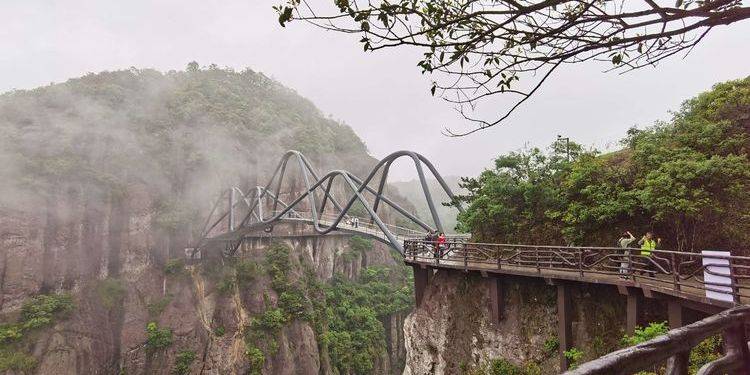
[
  {"left": 564, "top": 305, "right": 750, "bottom": 375},
  {"left": 404, "top": 240, "right": 750, "bottom": 304}
]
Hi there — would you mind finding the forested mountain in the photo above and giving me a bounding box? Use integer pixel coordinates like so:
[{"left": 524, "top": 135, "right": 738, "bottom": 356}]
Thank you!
[
  {"left": 0, "top": 65, "right": 412, "bottom": 374},
  {"left": 456, "top": 76, "right": 750, "bottom": 253},
  {"left": 0, "top": 63, "right": 372, "bottom": 230}
]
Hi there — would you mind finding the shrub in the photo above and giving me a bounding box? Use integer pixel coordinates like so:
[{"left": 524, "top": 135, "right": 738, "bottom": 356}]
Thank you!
[
  {"left": 265, "top": 243, "right": 291, "bottom": 292},
  {"left": 95, "top": 278, "right": 126, "bottom": 309},
  {"left": 245, "top": 345, "right": 265, "bottom": 375},
  {"left": 348, "top": 236, "right": 373, "bottom": 254},
  {"left": 145, "top": 322, "right": 173, "bottom": 351},
  {"left": 0, "top": 350, "right": 36, "bottom": 373},
  {"left": 621, "top": 321, "right": 669, "bottom": 346},
  {"left": 0, "top": 325, "right": 23, "bottom": 343},
  {"left": 278, "top": 290, "right": 308, "bottom": 319},
  {"left": 173, "top": 350, "right": 196, "bottom": 375},
  {"left": 524, "top": 362, "right": 542, "bottom": 375},
  {"left": 214, "top": 326, "right": 225, "bottom": 337},
  {"left": 564, "top": 347, "right": 584, "bottom": 370},
  {"left": 235, "top": 260, "right": 260, "bottom": 286},
  {"left": 146, "top": 296, "right": 172, "bottom": 317},
  {"left": 217, "top": 275, "right": 235, "bottom": 295},
  {"left": 488, "top": 358, "right": 524, "bottom": 375},
  {"left": 543, "top": 337, "right": 559, "bottom": 354},
  {"left": 20, "top": 294, "right": 74, "bottom": 327},
  {"left": 689, "top": 335, "right": 722, "bottom": 374},
  {"left": 164, "top": 259, "right": 185, "bottom": 276},
  {"left": 0, "top": 293, "right": 74, "bottom": 346},
  {"left": 256, "top": 308, "right": 286, "bottom": 332}
]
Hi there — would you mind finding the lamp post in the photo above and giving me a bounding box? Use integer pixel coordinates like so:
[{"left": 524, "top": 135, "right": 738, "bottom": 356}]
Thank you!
[{"left": 557, "top": 135, "right": 570, "bottom": 162}]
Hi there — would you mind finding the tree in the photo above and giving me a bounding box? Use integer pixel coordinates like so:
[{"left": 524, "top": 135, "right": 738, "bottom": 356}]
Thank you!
[
  {"left": 275, "top": 0, "right": 750, "bottom": 135},
  {"left": 455, "top": 76, "right": 750, "bottom": 252}
]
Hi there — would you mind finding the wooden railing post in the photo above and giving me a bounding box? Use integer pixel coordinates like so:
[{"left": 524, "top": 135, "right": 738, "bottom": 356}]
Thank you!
[
  {"left": 731, "top": 260, "right": 741, "bottom": 305},
  {"left": 464, "top": 243, "right": 468, "bottom": 270},
  {"left": 671, "top": 253, "right": 681, "bottom": 292},
  {"left": 557, "top": 283, "right": 573, "bottom": 371},
  {"left": 435, "top": 241, "right": 440, "bottom": 265},
  {"left": 578, "top": 249, "right": 584, "bottom": 277},
  {"left": 536, "top": 247, "right": 541, "bottom": 274}
]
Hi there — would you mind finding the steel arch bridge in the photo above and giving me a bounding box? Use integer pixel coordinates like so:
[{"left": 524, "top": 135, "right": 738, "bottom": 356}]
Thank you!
[{"left": 194, "top": 150, "right": 465, "bottom": 256}]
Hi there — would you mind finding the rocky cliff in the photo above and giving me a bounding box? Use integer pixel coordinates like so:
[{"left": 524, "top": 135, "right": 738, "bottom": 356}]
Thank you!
[
  {"left": 402, "top": 269, "right": 667, "bottom": 375},
  {"left": 0, "top": 200, "right": 410, "bottom": 374}
]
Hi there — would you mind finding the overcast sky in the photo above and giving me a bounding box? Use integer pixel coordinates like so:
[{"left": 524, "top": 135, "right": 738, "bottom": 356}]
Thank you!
[{"left": 2, "top": 1, "right": 749, "bottom": 180}]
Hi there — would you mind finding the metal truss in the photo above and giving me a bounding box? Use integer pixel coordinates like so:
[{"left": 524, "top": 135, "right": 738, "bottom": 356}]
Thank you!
[{"left": 195, "top": 150, "right": 463, "bottom": 255}]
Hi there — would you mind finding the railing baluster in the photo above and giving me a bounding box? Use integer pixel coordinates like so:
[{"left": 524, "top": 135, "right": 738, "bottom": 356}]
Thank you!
[
  {"left": 731, "top": 260, "right": 741, "bottom": 304},
  {"left": 671, "top": 253, "right": 681, "bottom": 292},
  {"left": 578, "top": 249, "right": 584, "bottom": 277},
  {"left": 463, "top": 243, "right": 468, "bottom": 270}
]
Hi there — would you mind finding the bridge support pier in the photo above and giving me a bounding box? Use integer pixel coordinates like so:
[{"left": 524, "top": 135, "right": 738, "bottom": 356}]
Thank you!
[
  {"left": 413, "top": 265, "right": 430, "bottom": 307},
  {"left": 666, "top": 300, "right": 689, "bottom": 375},
  {"left": 619, "top": 286, "right": 643, "bottom": 335},
  {"left": 557, "top": 283, "right": 573, "bottom": 371},
  {"left": 486, "top": 276, "right": 503, "bottom": 325}
]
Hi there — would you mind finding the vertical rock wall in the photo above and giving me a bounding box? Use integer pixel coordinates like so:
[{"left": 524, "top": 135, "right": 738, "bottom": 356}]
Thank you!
[{"left": 402, "top": 269, "right": 666, "bottom": 375}]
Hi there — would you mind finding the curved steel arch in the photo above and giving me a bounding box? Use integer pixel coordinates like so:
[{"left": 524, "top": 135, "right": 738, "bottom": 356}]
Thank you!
[{"left": 196, "top": 150, "right": 464, "bottom": 255}]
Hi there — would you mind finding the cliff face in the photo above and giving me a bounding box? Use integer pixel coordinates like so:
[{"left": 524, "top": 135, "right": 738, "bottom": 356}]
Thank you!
[
  {"left": 0, "top": 198, "right": 410, "bottom": 374},
  {"left": 402, "top": 269, "right": 653, "bottom": 375}
]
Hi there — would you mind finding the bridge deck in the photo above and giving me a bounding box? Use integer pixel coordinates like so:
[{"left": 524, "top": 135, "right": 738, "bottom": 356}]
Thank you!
[
  {"left": 403, "top": 241, "right": 749, "bottom": 310},
  {"left": 405, "top": 256, "right": 735, "bottom": 310}
]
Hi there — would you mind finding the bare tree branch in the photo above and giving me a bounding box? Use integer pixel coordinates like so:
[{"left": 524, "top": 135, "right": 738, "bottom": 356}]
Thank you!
[{"left": 274, "top": 0, "right": 750, "bottom": 135}]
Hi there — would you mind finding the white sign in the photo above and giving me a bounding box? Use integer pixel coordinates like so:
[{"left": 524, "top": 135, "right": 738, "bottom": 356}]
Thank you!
[{"left": 701, "top": 250, "right": 733, "bottom": 303}]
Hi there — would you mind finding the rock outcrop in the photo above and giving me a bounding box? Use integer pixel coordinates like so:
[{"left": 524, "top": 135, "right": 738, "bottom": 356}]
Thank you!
[{"left": 402, "top": 269, "right": 665, "bottom": 375}]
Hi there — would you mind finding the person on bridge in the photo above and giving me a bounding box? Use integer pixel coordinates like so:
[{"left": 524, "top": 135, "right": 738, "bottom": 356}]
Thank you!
[
  {"left": 437, "top": 232, "right": 446, "bottom": 257},
  {"left": 618, "top": 231, "right": 636, "bottom": 278},
  {"left": 638, "top": 232, "right": 661, "bottom": 277},
  {"left": 426, "top": 231, "right": 437, "bottom": 258}
]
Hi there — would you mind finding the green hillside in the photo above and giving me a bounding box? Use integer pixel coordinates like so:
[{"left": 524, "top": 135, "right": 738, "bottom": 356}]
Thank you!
[{"left": 0, "top": 64, "right": 374, "bottom": 230}]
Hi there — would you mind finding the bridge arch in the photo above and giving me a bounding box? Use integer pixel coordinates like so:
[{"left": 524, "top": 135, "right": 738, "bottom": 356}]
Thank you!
[{"left": 195, "top": 150, "right": 465, "bottom": 255}]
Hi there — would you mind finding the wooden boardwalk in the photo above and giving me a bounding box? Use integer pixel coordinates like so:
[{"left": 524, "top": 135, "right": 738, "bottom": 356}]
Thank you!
[{"left": 403, "top": 240, "right": 749, "bottom": 311}]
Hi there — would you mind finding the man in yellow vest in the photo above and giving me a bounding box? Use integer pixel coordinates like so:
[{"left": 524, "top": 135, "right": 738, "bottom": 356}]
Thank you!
[{"left": 638, "top": 232, "right": 661, "bottom": 277}]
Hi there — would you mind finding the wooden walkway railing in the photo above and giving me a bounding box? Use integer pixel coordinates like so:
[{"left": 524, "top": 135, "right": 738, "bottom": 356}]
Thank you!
[
  {"left": 564, "top": 305, "right": 750, "bottom": 375},
  {"left": 403, "top": 240, "right": 750, "bottom": 306}
]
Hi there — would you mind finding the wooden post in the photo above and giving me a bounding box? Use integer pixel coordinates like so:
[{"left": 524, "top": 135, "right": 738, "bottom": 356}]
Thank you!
[
  {"left": 557, "top": 283, "right": 573, "bottom": 371},
  {"left": 488, "top": 277, "right": 504, "bottom": 325},
  {"left": 626, "top": 291, "right": 642, "bottom": 335},
  {"left": 668, "top": 300, "right": 684, "bottom": 328},
  {"left": 413, "top": 265, "right": 429, "bottom": 307},
  {"left": 723, "top": 323, "right": 750, "bottom": 375},
  {"left": 666, "top": 300, "right": 688, "bottom": 375}
]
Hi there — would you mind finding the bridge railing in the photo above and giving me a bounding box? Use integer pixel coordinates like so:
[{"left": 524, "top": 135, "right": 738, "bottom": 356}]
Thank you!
[
  {"left": 267, "top": 210, "right": 427, "bottom": 238},
  {"left": 403, "top": 240, "right": 750, "bottom": 304},
  {"left": 563, "top": 304, "right": 750, "bottom": 375}
]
